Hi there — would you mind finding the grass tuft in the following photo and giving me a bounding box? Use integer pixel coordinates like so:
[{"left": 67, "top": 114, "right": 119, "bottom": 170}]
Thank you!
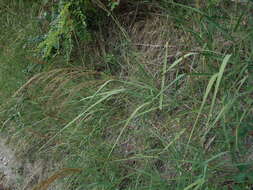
[{"left": 0, "top": 0, "right": 253, "bottom": 189}]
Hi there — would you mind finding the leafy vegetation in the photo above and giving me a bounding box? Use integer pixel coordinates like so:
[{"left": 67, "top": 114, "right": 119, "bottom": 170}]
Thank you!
[{"left": 0, "top": 0, "right": 253, "bottom": 189}]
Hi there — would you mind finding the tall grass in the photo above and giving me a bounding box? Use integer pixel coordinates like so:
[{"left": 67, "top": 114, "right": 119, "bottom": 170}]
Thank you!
[{"left": 0, "top": 0, "right": 253, "bottom": 189}]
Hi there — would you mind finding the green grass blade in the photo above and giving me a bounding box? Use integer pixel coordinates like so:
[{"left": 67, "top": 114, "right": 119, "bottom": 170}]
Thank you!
[
  {"left": 183, "top": 178, "right": 205, "bottom": 190},
  {"left": 186, "top": 73, "right": 218, "bottom": 154},
  {"left": 205, "top": 54, "right": 232, "bottom": 129},
  {"left": 39, "top": 87, "right": 126, "bottom": 151},
  {"left": 159, "top": 42, "right": 168, "bottom": 110},
  {"left": 108, "top": 101, "right": 151, "bottom": 158}
]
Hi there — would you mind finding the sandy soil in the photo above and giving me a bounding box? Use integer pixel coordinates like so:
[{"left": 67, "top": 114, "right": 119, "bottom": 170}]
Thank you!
[
  {"left": 0, "top": 135, "right": 64, "bottom": 190},
  {"left": 0, "top": 136, "right": 21, "bottom": 189}
]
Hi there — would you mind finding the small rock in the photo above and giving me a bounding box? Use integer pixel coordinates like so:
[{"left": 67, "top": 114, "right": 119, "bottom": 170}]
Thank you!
[{"left": 0, "top": 184, "right": 4, "bottom": 190}]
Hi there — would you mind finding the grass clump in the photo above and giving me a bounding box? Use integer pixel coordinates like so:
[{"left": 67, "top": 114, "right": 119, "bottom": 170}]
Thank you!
[{"left": 0, "top": 0, "right": 253, "bottom": 189}]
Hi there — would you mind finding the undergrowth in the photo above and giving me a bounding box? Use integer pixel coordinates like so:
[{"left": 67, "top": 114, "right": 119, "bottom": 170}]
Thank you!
[{"left": 0, "top": 0, "right": 253, "bottom": 189}]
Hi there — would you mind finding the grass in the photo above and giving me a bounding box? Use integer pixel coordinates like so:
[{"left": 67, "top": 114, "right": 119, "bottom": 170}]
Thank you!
[{"left": 0, "top": 0, "right": 253, "bottom": 189}]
